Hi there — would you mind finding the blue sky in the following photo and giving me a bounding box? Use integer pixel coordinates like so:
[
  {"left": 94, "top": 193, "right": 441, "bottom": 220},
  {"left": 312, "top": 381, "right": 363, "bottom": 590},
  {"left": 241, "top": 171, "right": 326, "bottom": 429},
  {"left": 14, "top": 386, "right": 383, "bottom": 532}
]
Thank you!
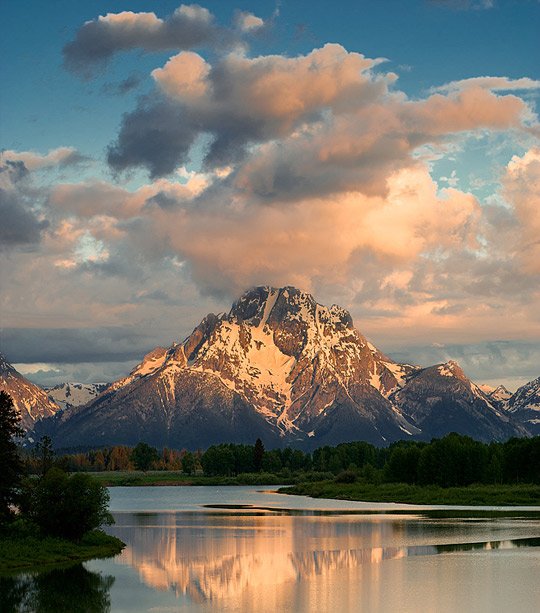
[{"left": 1, "top": 0, "right": 539, "bottom": 389}]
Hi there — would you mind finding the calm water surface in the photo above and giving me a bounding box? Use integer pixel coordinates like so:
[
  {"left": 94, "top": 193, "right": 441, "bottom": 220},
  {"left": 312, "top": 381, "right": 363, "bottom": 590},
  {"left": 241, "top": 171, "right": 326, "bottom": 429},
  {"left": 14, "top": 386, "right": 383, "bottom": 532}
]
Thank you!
[{"left": 3, "top": 486, "right": 540, "bottom": 612}]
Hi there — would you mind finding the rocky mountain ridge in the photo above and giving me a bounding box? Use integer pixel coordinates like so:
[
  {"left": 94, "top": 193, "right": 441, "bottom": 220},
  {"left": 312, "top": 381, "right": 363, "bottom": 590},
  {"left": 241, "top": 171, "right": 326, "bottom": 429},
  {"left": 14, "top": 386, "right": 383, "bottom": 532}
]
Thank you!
[{"left": 505, "top": 376, "right": 540, "bottom": 435}]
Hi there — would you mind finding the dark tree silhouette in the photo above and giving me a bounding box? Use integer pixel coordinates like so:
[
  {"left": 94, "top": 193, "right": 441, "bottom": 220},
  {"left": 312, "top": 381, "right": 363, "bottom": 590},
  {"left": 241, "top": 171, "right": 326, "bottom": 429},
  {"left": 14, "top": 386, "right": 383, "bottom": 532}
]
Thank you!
[
  {"left": 253, "top": 438, "right": 265, "bottom": 472},
  {"left": 36, "top": 435, "right": 54, "bottom": 476},
  {"left": 0, "top": 391, "right": 24, "bottom": 524}
]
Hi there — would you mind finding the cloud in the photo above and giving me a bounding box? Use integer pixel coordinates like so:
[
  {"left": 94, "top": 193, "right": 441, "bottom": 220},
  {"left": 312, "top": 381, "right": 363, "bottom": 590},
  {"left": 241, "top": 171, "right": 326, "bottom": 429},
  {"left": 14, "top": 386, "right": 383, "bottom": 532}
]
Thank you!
[
  {"left": 63, "top": 4, "right": 235, "bottom": 77},
  {"left": 235, "top": 11, "right": 265, "bottom": 33},
  {"left": 0, "top": 156, "right": 51, "bottom": 250},
  {"left": 107, "top": 99, "right": 198, "bottom": 178},
  {"left": 110, "top": 44, "right": 391, "bottom": 175},
  {"left": 0, "top": 159, "right": 28, "bottom": 188},
  {"left": 49, "top": 172, "right": 206, "bottom": 219},
  {"left": 15, "top": 362, "right": 140, "bottom": 387},
  {"left": 2, "top": 326, "right": 158, "bottom": 363},
  {"left": 388, "top": 340, "right": 540, "bottom": 391},
  {"left": 428, "top": 0, "right": 495, "bottom": 10},
  {"left": 102, "top": 74, "right": 142, "bottom": 96},
  {"left": 122, "top": 164, "right": 481, "bottom": 297},
  {"left": 0, "top": 147, "right": 85, "bottom": 171},
  {"left": 109, "top": 45, "right": 534, "bottom": 183},
  {"left": 432, "top": 76, "right": 540, "bottom": 94},
  {"left": 0, "top": 188, "right": 48, "bottom": 249},
  {"left": 501, "top": 147, "right": 540, "bottom": 273}
]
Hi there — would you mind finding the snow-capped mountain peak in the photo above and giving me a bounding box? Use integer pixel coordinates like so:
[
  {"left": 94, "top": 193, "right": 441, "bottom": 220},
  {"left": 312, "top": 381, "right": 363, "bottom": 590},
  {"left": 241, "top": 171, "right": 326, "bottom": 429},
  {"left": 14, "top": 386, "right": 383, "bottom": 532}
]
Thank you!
[
  {"left": 31, "top": 287, "right": 528, "bottom": 449},
  {"left": 506, "top": 376, "right": 540, "bottom": 434}
]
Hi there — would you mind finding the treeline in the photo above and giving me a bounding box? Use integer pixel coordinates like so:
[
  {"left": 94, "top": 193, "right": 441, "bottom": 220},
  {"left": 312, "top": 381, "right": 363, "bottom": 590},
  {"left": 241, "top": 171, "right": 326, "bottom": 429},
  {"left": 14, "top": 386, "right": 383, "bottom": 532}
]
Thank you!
[
  {"left": 198, "top": 435, "right": 540, "bottom": 486},
  {"left": 383, "top": 435, "right": 539, "bottom": 486},
  {"left": 25, "top": 442, "right": 201, "bottom": 474},
  {"left": 32, "top": 433, "right": 540, "bottom": 487}
]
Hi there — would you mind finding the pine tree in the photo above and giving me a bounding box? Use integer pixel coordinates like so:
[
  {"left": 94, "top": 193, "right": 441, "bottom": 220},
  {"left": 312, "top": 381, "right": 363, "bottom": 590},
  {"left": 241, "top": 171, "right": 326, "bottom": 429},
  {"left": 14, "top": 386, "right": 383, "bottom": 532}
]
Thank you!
[
  {"left": 0, "top": 391, "right": 24, "bottom": 524},
  {"left": 35, "top": 435, "right": 54, "bottom": 476},
  {"left": 253, "top": 438, "right": 265, "bottom": 472}
]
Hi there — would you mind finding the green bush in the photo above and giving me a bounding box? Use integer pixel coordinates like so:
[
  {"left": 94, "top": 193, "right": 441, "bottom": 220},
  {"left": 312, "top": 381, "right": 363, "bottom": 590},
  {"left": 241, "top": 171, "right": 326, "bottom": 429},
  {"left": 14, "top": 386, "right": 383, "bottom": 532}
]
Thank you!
[
  {"left": 24, "top": 468, "right": 113, "bottom": 541},
  {"left": 335, "top": 470, "right": 357, "bottom": 483}
]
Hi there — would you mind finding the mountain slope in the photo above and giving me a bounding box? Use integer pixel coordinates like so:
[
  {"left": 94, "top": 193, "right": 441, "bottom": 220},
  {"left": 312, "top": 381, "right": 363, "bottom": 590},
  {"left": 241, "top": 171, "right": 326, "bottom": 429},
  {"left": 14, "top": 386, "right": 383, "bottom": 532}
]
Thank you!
[
  {"left": 391, "top": 361, "right": 524, "bottom": 442},
  {"left": 506, "top": 376, "right": 540, "bottom": 435},
  {"left": 0, "top": 354, "right": 60, "bottom": 431},
  {"left": 35, "top": 287, "right": 526, "bottom": 449}
]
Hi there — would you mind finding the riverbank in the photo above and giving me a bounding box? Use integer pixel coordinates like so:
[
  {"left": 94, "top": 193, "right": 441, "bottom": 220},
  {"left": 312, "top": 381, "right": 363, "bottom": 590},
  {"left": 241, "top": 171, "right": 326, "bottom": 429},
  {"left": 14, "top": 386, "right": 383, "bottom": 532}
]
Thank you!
[
  {"left": 0, "top": 527, "right": 125, "bottom": 573},
  {"left": 278, "top": 481, "right": 540, "bottom": 506}
]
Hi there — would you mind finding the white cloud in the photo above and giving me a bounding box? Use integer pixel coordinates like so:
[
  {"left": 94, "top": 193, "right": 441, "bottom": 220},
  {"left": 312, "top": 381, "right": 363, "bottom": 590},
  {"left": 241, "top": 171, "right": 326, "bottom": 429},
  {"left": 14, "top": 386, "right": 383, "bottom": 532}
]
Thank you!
[{"left": 235, "top": 11, "right": 265, "bottom": 32}]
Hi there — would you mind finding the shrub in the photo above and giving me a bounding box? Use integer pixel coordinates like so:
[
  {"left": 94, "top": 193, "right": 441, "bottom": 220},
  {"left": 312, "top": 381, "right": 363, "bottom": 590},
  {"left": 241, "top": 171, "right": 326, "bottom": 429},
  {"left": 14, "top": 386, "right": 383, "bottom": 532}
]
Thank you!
[
  {"left": 334, "top": 470, "right": 357, "bottom": 484},
  {"left": 25, "top": 468, "right": 113, "bottom": 541}
]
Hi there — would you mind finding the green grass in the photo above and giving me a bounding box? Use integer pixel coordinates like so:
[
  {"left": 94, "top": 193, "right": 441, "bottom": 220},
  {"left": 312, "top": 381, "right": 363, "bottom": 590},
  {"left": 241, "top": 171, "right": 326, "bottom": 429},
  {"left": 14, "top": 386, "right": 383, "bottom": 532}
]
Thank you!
[
  {"left": 279, "top": 481, "right": 540, "bottom": 506},
  {"left": 0, "top": 526, "right": 125, "bottom": 573},
  {"left": 83, "top": 470, "right": 298, "bottom": 486}
]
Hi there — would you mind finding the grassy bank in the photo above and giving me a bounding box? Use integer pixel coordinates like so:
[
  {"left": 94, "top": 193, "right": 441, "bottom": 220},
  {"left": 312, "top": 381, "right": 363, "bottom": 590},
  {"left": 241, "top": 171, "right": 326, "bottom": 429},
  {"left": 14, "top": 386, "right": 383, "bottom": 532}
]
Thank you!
[
  {"left": 0, "top": 527, "right": 125, "bottom": 573},
  {"left": 279, "top": 481, "right": 540, "bottom": 506},
  {"left": 84, "top": 470, "right": 301, "bottom": 487}
]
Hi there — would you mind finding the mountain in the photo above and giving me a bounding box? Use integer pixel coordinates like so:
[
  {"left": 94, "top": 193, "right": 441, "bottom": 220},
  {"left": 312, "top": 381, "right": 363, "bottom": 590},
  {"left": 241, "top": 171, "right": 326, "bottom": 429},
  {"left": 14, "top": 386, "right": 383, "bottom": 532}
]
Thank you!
[
  {"left": 34, "top": 286, "right": 525, "bottom": 450},
  {"left": 390, "top": 361, "right": 523, "bottom": 441},
  {"left": 506, "top": 377, "right": 540, "bottom": 435},
  {"left": 478, "top": 384, "right": 513, "bottom": 403},
  {"left": 46, "top": 382, "right": 108, "bottom": 410},
  {"left": 0, "top": 353, "right": 60, "bottom": 432}
]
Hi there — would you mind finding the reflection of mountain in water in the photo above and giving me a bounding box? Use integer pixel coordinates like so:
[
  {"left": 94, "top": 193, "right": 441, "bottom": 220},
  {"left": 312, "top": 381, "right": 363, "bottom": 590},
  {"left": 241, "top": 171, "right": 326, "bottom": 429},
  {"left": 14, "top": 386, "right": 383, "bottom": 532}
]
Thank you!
[
  {"left": 111, "top": 513, "right": 540, "bottom": 605},
  {"left": 0, "top": 564, "right": 115, "bottom": 613}
]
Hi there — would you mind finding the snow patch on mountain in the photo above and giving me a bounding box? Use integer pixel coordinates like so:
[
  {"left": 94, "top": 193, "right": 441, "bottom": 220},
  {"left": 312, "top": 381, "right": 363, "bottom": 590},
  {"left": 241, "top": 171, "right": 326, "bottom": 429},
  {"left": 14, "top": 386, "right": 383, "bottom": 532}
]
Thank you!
[{"left": 46, "top": 382, "right": 108, "bottom": 410}]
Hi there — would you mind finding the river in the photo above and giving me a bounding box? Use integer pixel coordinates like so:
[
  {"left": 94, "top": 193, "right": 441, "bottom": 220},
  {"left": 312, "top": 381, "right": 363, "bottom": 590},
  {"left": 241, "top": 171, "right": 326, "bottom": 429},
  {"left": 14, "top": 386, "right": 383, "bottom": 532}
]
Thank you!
[{"left": 4, "top": 486, "right": 540, "bottom": 612}]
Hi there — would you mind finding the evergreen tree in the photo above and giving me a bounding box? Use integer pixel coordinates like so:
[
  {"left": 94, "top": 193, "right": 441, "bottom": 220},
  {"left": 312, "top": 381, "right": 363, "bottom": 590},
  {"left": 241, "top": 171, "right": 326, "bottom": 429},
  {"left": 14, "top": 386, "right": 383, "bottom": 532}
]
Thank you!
[
  {"left": 253, "top": 438, "right": 265, "bottom": 472},
  {"left": 0, "top": 391, "right": 24, "bottom": 524},
  {"left": 35, "top": 435, "right": 54, "bottom": 476}
]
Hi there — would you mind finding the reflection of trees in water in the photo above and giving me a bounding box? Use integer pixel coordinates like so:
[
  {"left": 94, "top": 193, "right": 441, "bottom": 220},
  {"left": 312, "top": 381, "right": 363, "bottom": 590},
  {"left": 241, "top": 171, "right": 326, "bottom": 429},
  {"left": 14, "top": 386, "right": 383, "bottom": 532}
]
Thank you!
[{"left": 0, "top": 564, "right": 115, "bottom": 613}]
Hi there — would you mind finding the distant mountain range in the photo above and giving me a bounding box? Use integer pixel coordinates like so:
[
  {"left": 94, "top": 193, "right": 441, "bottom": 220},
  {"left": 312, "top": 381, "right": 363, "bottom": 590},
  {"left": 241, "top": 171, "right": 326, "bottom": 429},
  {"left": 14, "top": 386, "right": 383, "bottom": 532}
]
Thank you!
[{"left": 1, "top": 286, "right": 539, "bottom": 449}]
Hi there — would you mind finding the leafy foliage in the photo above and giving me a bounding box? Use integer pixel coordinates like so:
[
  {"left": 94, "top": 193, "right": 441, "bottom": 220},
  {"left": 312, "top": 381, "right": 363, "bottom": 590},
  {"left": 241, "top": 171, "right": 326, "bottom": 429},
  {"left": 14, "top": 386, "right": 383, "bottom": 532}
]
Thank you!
[
  {"left": 23, "top": 468, "right": 113, "bottom": 541},
  {"left": 131, "top": 442, "right": 160, "bottom": 471}
]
